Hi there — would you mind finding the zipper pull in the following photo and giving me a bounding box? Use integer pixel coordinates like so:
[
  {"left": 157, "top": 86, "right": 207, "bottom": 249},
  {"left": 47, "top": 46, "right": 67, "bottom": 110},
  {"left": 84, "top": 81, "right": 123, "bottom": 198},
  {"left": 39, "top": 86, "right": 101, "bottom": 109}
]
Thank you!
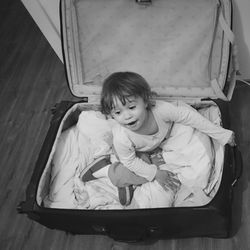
[{"left": 135, "top": 0, "right": 152, "bottom": 6}]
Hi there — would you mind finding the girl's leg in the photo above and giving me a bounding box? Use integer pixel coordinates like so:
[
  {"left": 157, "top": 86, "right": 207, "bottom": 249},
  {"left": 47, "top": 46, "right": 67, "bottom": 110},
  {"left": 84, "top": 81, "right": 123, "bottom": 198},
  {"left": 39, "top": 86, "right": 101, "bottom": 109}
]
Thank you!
[
  {"left": 108, "top": 162, "right": 148, "bottom": 206},
  {"left": 108, "top": 162, "right": 148, "bottom": 188}
]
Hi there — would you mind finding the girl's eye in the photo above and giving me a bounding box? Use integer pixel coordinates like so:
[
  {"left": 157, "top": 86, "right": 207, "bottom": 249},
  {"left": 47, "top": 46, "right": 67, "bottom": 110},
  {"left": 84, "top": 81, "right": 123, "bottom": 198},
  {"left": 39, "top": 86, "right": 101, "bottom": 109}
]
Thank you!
[
  {"left": 129, "top": 106, "right": 136, "bottom": 110},
  {"left": 114, "top": 111, "right": 120, "bottom": 115}
]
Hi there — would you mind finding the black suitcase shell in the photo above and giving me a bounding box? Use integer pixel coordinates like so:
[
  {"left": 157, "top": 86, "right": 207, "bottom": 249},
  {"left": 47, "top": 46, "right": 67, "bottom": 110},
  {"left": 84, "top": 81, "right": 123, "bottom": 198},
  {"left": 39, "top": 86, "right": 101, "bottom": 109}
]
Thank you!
[
  {"left": 18, "top": 100, "right": 242, "bottom": 241},
  {"left": 18, "top": 0, "right": 243, "bottom": 242}
]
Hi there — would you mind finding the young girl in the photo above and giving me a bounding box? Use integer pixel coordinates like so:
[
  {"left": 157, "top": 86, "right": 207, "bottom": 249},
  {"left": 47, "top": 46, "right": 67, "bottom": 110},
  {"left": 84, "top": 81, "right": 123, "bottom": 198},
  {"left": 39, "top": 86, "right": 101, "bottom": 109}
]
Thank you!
[{"left": 100, "top": 71, "right": 235, "bottom": 205}]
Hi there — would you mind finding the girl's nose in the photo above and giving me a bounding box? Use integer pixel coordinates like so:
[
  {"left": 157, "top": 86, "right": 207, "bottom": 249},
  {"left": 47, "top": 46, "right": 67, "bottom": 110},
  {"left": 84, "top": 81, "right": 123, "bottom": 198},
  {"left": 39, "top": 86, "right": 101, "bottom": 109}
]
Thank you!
[{"left": 123, "top": 110, "right": 132, "bottom": 120}]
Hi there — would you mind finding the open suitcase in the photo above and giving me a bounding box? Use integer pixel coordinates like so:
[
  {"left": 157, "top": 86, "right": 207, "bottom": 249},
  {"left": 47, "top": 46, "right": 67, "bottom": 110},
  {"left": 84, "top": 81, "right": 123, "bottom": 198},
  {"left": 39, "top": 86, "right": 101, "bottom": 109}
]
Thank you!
[{"left": 18, "top": 0, "right": 243, "bottom": 242}]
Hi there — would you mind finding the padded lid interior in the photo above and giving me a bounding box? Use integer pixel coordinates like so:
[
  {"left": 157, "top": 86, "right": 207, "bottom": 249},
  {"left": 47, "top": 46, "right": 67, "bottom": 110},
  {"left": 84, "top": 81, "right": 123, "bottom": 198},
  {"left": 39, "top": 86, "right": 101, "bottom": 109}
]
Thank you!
[{"left": 62, "top": 0, "right": 231, "bottom": 99}]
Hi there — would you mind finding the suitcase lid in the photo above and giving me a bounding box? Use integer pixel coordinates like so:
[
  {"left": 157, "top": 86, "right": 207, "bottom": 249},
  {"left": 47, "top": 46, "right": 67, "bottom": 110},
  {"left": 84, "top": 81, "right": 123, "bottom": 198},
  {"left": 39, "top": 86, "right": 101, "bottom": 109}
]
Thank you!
[{"left": 61, "top": 0, "right": 237, "bottom": 102}]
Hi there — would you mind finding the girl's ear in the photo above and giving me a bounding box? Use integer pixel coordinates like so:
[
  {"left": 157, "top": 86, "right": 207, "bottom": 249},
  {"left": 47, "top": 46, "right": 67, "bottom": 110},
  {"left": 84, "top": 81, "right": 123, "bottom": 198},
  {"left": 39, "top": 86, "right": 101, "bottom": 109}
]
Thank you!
[
  {"left": 148, "top": 98, "right": 156, "bottom": 109},
  {"left": 107, "top": 114, "right": 114, "bottom": 119}
]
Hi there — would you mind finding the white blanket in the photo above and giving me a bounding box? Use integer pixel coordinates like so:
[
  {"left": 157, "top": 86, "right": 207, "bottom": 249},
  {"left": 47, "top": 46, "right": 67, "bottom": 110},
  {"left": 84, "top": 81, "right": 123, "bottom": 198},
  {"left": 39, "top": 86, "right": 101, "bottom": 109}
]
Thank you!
[
  {"left": 130, "top": 123, "right": 213, "bottom": 208},
  {"left": 43, "top": 111, "right": 122, "bottom": 209},
  {"left": 43, "top": 108, "right": 223, "bottom": 209}
]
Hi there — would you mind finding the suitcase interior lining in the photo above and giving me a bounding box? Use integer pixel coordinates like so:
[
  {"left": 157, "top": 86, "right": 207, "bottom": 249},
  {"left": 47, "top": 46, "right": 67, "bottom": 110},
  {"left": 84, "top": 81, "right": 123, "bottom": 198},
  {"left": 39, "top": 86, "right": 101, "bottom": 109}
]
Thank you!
[
  {"left": 36, "top": 101, "right": 225, "bottom": 210},
  {"left": 63, "top": 0, "right": 231, "bottom": 100}
]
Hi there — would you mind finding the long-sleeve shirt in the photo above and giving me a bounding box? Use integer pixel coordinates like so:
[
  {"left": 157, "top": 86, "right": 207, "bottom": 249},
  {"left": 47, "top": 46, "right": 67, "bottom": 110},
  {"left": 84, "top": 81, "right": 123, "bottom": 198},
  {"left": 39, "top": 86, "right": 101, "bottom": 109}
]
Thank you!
[{"left": 112, "top": 100, "right": 233, "bottom": 181}]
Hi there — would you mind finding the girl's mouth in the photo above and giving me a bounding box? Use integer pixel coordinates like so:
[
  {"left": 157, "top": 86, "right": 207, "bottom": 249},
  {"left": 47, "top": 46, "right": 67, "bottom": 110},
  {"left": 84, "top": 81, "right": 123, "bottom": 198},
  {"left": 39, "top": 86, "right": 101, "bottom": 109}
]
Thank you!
[{"left": 127, "top": 120, "right": 137, "bottom": 126}]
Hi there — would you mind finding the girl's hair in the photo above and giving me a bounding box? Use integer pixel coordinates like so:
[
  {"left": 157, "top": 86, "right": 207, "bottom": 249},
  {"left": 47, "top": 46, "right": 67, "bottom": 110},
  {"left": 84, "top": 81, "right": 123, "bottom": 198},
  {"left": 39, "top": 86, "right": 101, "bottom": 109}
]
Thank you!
[{"left": 100, "top": 72, "right": 154, "bottom": 115}]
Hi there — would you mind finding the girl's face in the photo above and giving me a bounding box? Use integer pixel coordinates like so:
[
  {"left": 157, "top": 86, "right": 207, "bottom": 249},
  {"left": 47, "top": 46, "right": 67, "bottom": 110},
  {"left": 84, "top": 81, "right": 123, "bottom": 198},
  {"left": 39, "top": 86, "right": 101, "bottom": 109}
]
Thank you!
[{"left": 111, "top": 96, "right": 149, "bottom": 133}]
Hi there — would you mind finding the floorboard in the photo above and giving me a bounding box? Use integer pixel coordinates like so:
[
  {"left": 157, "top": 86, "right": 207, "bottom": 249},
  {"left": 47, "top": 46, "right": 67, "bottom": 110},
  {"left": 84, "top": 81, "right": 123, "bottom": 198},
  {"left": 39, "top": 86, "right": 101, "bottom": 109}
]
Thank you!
[{"left": 0, "top": 1, "right": 249, "bottom": 250}]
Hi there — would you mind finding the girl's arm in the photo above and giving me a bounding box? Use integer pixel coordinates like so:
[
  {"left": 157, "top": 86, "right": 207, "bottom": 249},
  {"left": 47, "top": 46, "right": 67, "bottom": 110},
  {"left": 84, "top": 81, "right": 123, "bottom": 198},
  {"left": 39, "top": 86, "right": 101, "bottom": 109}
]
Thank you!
[
  {"left": 156, "top": 101, "right": 234, "bottom": 145},
  {"left": 112, "top": 128, "right": 157, "bottom": 181},
  {"left": 112, "top": 126, "right": 182, "bottom": 189}
]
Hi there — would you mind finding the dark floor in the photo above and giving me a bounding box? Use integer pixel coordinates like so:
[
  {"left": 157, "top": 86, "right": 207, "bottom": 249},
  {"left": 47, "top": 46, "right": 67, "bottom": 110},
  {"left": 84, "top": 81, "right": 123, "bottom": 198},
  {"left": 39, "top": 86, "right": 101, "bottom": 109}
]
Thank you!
[{"left": 0, "top": 1, "right": 249, "bottom": 250}]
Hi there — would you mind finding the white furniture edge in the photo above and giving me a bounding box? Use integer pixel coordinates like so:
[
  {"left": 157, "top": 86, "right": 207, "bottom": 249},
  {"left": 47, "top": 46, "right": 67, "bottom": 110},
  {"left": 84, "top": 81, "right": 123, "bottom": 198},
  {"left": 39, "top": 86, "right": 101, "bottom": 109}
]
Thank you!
[{"left": 21, "top": 0, "right": 63, "bottom": 62}]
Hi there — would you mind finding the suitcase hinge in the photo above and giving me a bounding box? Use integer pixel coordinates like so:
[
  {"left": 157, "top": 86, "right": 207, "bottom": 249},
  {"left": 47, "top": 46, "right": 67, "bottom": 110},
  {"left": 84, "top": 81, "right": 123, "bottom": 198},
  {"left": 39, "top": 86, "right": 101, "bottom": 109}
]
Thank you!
[{"left": 82, "top": 97, "right": 88, "bottom": 102}]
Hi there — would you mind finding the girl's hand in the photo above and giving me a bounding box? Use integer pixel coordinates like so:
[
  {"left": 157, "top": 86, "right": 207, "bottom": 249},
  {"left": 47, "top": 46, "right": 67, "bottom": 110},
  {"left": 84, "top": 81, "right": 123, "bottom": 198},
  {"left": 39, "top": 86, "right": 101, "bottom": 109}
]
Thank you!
[
  {"left": 150, "top": 149, "right": 165, "bottom": 167},
  {"left": 155, "top": 169, "right": 181, "bottom": 192},
  {"left": 228, "top": 132, "right": 236, "bottom": 146}
]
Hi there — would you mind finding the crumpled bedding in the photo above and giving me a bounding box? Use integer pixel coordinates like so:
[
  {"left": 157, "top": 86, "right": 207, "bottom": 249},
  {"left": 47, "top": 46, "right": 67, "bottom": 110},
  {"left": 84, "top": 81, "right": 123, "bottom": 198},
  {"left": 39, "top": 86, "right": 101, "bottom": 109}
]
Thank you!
[
  {"left": 43, "top": 111, "right": 123, "bottom": 209},
  {"left": 130, "top": 124, "right": 214, "bottom": 208},
  {"left": 43, "top": 107, "right": 223, "bottom": 209}
]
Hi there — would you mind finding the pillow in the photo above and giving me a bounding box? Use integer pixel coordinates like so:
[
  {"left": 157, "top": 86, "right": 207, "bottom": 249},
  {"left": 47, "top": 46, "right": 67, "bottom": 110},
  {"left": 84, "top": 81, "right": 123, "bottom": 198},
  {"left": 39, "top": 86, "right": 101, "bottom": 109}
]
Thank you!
[{"left": 76, "top": 111, "right": 113, "bottom": 159}]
